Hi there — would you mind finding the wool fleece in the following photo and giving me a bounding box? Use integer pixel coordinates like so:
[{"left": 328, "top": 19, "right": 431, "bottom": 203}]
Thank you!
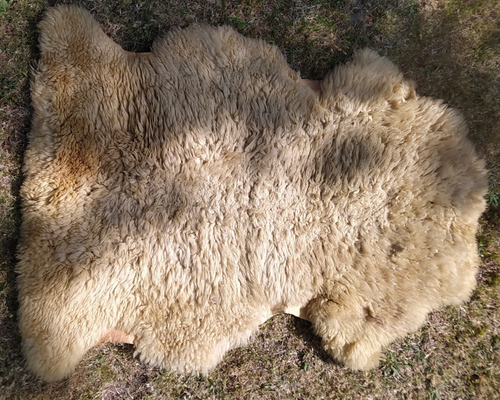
[{"left": 17, "top": 5, "right": 488, "bottom": 382}]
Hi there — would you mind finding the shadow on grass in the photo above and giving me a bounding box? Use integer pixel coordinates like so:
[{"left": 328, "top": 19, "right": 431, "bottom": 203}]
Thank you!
[
  {"left": 290, "top": 317, "right": 334, "bottom": 365},
  {"left": 386, "top": 4, "right": 499, "bottom": 162},
  {"left": 0, "top": 1, "right": 48, "bottom": 392}
]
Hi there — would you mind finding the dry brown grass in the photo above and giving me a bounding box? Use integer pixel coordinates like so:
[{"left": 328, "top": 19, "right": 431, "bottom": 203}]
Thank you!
[{"left": 1, "top": 0, "right": 498, "bottom": 398}]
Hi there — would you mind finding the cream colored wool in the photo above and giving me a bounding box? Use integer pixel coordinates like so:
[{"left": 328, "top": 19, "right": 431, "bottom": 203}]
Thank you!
[{"left": 17, "top": 5, "right": 488, "bottom": 382}]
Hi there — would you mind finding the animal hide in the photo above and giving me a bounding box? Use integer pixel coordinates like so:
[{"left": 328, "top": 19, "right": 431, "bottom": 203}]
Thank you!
[{"left": 17, "top": 5, "right": 488, "bottom": 382}]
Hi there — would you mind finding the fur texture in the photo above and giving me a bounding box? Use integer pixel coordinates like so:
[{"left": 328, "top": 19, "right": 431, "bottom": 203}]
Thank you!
[{"left": 17, "top": 5, "right": 487, "bottom": 382}]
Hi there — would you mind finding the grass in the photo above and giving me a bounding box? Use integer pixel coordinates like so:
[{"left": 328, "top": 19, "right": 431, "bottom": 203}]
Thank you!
[{"left": 1, "top": 0, "right": 499, "bottom": 398}]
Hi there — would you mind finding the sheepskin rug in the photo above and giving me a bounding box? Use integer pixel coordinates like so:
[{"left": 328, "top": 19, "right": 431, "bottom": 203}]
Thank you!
[{"left": 17, "top": 5, "right": 488, "bottom": 382}]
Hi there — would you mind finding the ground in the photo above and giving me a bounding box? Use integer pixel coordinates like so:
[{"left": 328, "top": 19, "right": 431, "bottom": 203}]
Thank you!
[{"left": 0, "top": 0, "right": 498, "bottom": 399}]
